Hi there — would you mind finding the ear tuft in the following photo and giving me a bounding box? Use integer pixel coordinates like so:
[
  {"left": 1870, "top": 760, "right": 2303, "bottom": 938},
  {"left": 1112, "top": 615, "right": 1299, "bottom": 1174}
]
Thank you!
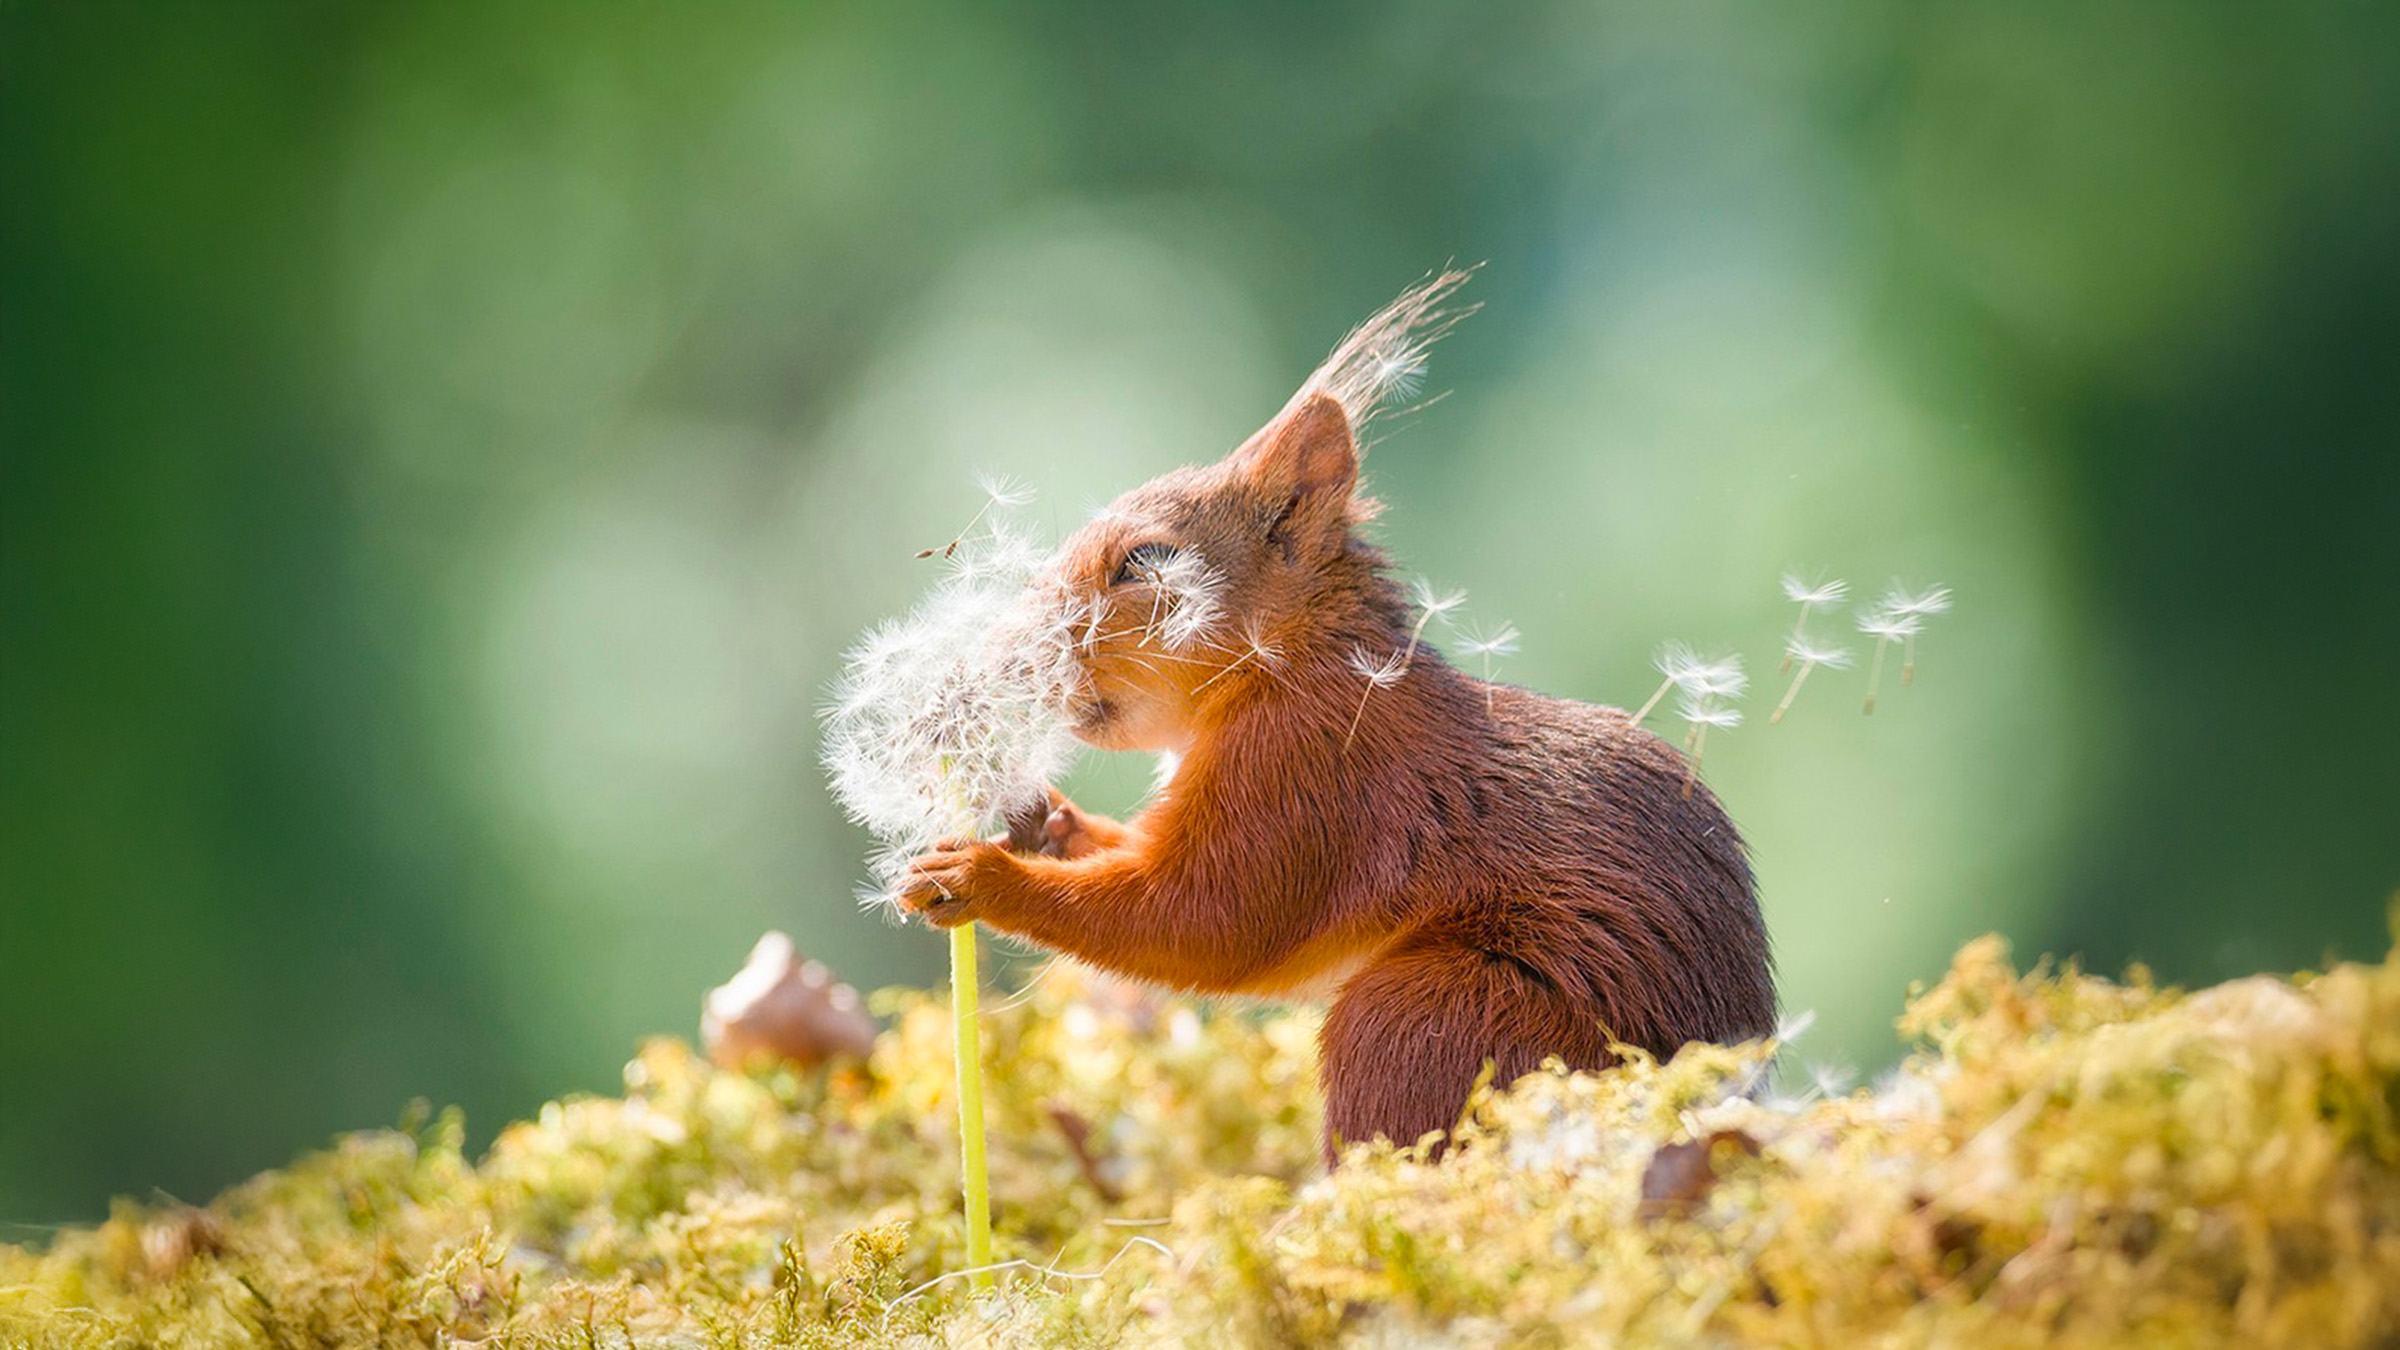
[{"left": 1228, "top": 392, "right": 1357, "bottom": 499}]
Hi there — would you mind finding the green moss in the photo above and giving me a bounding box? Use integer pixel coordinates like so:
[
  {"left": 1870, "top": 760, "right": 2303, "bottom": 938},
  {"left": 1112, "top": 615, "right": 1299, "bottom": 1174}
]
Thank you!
[{"left": 7, "top": 939, "right": 2399, "bottom": 1347}]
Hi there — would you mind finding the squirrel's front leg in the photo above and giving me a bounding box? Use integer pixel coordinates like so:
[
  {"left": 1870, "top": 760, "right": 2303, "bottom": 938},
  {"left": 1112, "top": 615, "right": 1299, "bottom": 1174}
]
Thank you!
[{"left": 896, "top": 833, "right": 1301, "bottom": 993}]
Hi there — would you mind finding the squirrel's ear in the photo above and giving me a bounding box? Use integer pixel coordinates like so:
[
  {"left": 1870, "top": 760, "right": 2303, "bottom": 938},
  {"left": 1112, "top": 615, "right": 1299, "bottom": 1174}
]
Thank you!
[{"left": 1226, "top": 393, "right": 1358, "bottom": 501}]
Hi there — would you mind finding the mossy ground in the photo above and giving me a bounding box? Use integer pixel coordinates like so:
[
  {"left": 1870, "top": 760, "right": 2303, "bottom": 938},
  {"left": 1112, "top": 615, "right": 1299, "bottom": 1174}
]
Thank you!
[{"left": 6, "top": 934, "right": 2399, "bottom": 1349}]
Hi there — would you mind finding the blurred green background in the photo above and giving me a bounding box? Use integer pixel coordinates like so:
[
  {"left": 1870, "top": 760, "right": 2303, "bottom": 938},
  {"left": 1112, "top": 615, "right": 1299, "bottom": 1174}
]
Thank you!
[{"left": 4, "top": 3, "right": 2395, "bottom": 1228}]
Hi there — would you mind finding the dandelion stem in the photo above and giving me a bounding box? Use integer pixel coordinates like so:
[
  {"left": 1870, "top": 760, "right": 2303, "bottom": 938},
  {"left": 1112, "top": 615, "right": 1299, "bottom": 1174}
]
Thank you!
[
  {"left": 1771, "top": 661, "right": 1816, "bottom": 725},
  {"left": 949, "top": 923, "right": 994, "bottom": 1292},
  {"left": 1630, "top": 678, "right": 1673, "bottom": 727},
  {"left": 1864, "top": 635, "right": 1890, "bottom": 715}
]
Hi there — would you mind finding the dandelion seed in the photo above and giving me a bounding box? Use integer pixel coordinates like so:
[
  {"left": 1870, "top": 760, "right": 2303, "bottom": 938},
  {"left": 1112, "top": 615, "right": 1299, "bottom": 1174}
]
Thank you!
[
  {"left": 1453, "top": 618, "right": 1520, "bottom": 714},
  {"left": 1143, "top": 551, "right": 1227, "bottom": 651},
  {"left": 1678, "top": 656, "right": 1748, "bottom": 702},
  {"left": 1303, "top": 267, "right": 1480, "bottom": 427},
  {"left": 1770, "top": 636, "right": 1853, "bottom": 725},
  {"left": 1409, "top": 576, "right": 1467, "bottom": 620},
  {"left": 1631, "top": 642, "right": 1702, "bottom": 727},
  {"left": 1403, "top": 578, "right": 1467, "bottom": 665},
  {"left": 1678, "top": 694, "right": 1743, "bottom": 798},
  {"left": 1344, "top": 645, "right": 1409, "bottom": 746},
  {"left": 1857, "top": 608, "right": 1922, "bottom": 716},
  {"left": 1883, "top": 583, "right": 1953, "bottom": 684},
  {"left": 1779, "top": 572, "right": 1849, "bottom": 672},
  {"left": 915, "top": 473, "right": 1037, "bottom": 560},
  {"left": 1348, "top": 646, "right": 1410, "bottom": 687},
  {"left": 1193, "top": 620, "right": 1285, "bottom": 693},
  {"left": 1367, "top": 348, "right": 1429, "bottom": 406}
]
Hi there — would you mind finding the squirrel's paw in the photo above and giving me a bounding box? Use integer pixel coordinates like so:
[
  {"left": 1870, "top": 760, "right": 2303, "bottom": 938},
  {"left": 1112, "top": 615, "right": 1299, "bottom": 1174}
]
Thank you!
[
  {"left": 1035, "top": 799, "right": 1105, "bottom": 859},
  {"left": 897, "top": 838, "right": 1019, "bottom": 928},
  {"left": 1003, "top": 788, "right": 1111, "bottom": 860}
]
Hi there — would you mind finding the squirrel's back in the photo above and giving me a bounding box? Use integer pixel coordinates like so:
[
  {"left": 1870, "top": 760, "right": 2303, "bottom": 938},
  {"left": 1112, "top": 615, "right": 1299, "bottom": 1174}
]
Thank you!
[{"left": 1308, "top": 660, "right": 1772, "bottom": 1052}]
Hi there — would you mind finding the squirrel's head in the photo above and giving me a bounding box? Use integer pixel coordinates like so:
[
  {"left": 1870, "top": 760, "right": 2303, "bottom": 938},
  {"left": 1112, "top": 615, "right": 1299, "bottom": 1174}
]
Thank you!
[
  {"left": 1041, "top": 392, "right": 1371, "bottom": 751},
  {"left": 1036, "top": 269, "right": 1473, "bottom": 752}
]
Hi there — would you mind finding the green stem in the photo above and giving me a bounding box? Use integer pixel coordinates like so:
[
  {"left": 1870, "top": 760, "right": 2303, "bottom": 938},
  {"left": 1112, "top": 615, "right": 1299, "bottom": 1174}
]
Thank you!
[{"left": 950, "top": 922, "right": 994, "bottom": 1291}]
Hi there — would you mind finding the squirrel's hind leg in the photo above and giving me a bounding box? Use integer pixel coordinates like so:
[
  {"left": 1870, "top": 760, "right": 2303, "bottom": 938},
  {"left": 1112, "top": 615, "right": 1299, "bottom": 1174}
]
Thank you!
[{"left": 1318, "top": 924, "right": 1617, "bottom": 1165}]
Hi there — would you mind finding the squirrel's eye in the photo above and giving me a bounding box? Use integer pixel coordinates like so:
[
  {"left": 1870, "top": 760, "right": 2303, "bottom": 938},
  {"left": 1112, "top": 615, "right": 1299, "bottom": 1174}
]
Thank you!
[{"left": 1112, "top": 542, "right": 1178, "bottom": 587}]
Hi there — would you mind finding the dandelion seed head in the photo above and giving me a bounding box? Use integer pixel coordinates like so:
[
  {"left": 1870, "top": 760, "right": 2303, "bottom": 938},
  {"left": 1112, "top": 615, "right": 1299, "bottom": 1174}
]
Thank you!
[
  {"left": 1784, "top": 636, "right": 1854, "bottom": 669},
  {"left": 823, "top": 489, "right": 1083, "bottom": 907},
  {"left": 1780, "top": 572, "right": 1849, "bottom": 608}
]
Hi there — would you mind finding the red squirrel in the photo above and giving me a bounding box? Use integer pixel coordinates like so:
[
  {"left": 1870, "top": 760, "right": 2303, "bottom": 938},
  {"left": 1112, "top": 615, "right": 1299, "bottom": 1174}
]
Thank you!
[{"left": 898, "top": 276, "right": 1775, "bottom": 1158}]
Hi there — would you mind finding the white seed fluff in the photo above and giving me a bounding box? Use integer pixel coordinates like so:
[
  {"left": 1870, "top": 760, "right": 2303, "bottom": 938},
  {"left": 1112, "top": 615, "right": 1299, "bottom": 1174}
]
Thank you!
[{"left": 822, "top": 516, "right": 1083, "bottom": 909}]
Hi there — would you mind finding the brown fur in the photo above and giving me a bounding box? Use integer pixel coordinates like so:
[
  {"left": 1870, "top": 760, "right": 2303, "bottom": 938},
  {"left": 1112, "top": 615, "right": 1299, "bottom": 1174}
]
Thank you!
[{"left": 901, "top": 392, "right": 1775, "bottom": 1161}]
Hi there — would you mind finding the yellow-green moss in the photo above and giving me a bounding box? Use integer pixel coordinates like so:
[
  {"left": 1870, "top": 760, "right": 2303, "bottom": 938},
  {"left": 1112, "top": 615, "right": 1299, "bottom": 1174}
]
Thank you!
[{"left": 6, "top": 938, "right": 2398, "bottom": 1348}]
